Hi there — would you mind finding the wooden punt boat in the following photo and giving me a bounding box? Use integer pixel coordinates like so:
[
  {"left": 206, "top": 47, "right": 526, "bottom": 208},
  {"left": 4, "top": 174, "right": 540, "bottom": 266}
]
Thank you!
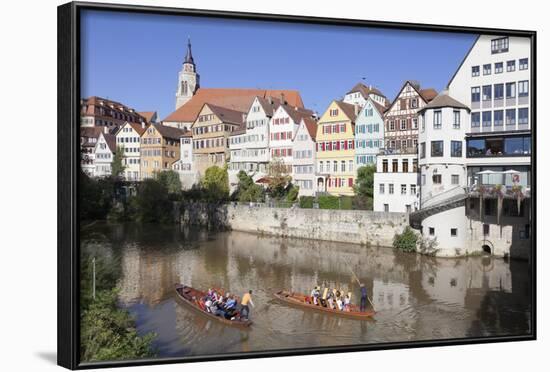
[
  {"left": 174, "top": 284, "right": 253, "bottom": 328},
  {"left": 273, "top": 290, "right": 375, "bottom": 320}
]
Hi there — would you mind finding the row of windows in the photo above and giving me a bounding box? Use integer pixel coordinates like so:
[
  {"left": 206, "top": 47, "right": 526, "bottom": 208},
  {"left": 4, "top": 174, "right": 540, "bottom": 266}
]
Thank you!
[
  {"left": 117, "top": 136, "right": 140, "bottom": 144},
  {"left": 295, "top": 179, "right": 314, "bottom": 190},
  {"left": 194, "top": 137, "right": 228, "bottom": 149},
  {"left": 273, "top": 117, "right": 291, "bottom": 125},
  {"left": 387, "top": 118, "right": 418, "bottom": 131},
  {"left": 471, "top": 109, "right": 529, "bottom": 128},
  {"left": 246, "top": 119, "right": 267, "bottom": 129},
  {"left": 321, "top": 123, "right": 347, "bottom": 134},
  {"left": 421, "top": 173, "right": 460, "bottom": 186},
  {"left": 294, "top": 150, "right": 313, "bottom": 159},
  {"left": 356, "top": 123, "right": 380, "bottom": 134},
  {"left": 357, "top": 155, "right": 376, "bottom": 165},
  {"left": 386, "top": 138, "right": 418, "bottom": 150},
  {"left": 231, "top": 149, "right": 267, "bottom": 158},
  {"left": 356, "top": 139, "right": 383, "bottom": 149},
  {"left": 471, "top": 58, "right": 528, "bottom": 76},
  {"left": 271, "top": 131, "right": 293, "bottom": 141},
  {"left": 379, "top": 183, "right": 417, "bottom": 196},
  {"left": 381, "top": 158, "right": 418, "bottom": 173},
  {"left": 193, "top": 124, "right": 235, "bottom": 135},
  {"left": 326, "top": 177, "right": 354, "bottom": 188},
  {"left": 230, "top": 134, "right": 263, "bottom": 145},
  {"left": 419, "top": 140, "right": 463, "bottom": 158},
  {"left": 294, "top": 165, "right": 314, "bottom": 174},
  {"left": 174, "top": 163, "right": 192, "bottom": 171},
  {"left": 471, "top": 81, "right": 529, "bottom": 102},
  {"left": 467, "top": 135, "right": 531, "bottom": 157},
  {"left": 272, "top": 148, "right": 292, "bottom": 157},
  {"left": 317, "top": 140, "right": 355, "bottom": 151},
  {"left": 318, "top": 160, "right": 355, "bottom": 174}
]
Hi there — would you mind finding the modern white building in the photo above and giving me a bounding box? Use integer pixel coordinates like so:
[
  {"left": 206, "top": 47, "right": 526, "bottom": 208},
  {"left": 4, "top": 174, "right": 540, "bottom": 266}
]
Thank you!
[
  {"left": 373, "top": 152, "right": 419, "bottom": 213},
  {"left": 94, "top": 130, "right": 117, "bottom": 177},
  {"left": 415, "top": 92, "right": 470, "bottom": 254},
  {"left": 292, "top": 117, "right": 318, "bottom": 196},
  {"left": 172, "top": 131, "right": 199, "bottom": 189},
  {"left": 115, "top": 121, "right": 147, "bottom": 181}
]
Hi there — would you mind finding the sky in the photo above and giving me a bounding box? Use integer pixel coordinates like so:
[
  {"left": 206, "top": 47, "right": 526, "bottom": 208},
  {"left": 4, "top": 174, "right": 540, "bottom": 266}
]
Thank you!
[{"left": 81, "top": 9, "right": 477, "bottom": 120}]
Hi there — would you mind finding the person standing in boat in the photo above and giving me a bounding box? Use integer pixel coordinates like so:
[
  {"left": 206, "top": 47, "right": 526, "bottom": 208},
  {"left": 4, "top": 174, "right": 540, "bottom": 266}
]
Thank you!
[
  {"left": 240, "top": 290, "right": 255, "bottom": 320},
  {"left": 360, "top": 283, "right": 368, "bottom": 312}
]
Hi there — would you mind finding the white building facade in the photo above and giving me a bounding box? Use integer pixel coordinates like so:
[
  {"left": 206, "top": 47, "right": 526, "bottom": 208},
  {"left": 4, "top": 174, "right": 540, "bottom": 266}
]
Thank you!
[
  {"left": 291, "top": 117, "right": 318, "bottom": 196},
  {"left": 115, "top": 122, "right": 146, "bottom": 181},
  {"left": 94, "top": 130, "right": 116, "bottom": 177},
  {"left": 373, "top": 153, "right": 419, "bottom": 213},
  {"left": 172, "top": 133, "right": 199, "bottom": 189}
]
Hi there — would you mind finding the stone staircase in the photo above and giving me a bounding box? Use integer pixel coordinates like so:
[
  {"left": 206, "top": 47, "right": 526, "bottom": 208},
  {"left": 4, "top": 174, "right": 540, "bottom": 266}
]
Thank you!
[{"left": 409, "top": 192, "right": 468, "bottom": 229}]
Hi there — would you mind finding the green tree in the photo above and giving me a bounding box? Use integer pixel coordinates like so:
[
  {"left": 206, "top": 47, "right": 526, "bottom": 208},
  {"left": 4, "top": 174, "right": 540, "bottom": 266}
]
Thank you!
[
  {"left": 154, "top": 170, "right": 182, "bottom": 197},
  {"left": 201, "top": 165, "right": 229, "bottom": 201},
  {"left": 131, "top": 178, "right": 172, "bottom": 223},
  {"left": 111, "top": 145, "right": 126, "bottom": 179},
  {"left": 266, "top": 158, "right": 291, "bottom": 199},
  {"left": 234, "top": 171, "right": 264, "bottom": 202},
  {"left": 393, "top": 226, "right": 418, "bottom": 253},
  {"left": 353, "top": 164, "right": 376, "bottom": 210},
  {"left": 80, "top": 171, "right": 114, "bottom": 221},
  {"left": 286, "top": 184, "right": 299, "bottom": 202}
]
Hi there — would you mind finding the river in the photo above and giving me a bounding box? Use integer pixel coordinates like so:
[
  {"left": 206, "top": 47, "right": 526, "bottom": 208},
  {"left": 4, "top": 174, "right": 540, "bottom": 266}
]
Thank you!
[{"left": 81, "top": 222, "right": 532, "bottom": 358}]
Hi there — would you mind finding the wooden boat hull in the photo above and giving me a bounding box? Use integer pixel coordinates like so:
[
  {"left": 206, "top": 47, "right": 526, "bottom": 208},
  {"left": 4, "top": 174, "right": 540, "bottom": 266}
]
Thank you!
[
  {"left": 273, "top": 290, "right": 375, "bottom": 320},
  {"left": 174, "top": 284, "right": 253, "bottom": 328}
]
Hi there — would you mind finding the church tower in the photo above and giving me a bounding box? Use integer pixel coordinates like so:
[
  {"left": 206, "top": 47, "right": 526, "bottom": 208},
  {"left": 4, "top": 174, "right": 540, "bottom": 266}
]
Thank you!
[{"left": 175, "top": 38, "right": 200, "bottom": 110}]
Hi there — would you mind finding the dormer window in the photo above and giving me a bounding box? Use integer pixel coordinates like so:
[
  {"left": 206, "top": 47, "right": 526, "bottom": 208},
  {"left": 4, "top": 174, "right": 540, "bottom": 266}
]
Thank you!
[{"left": 491, "top": 37, "right": 509, "bottom": 54}]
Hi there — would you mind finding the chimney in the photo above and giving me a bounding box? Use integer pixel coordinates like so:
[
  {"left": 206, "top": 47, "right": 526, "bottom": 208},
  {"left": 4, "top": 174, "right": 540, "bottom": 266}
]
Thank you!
[
  {"left": 268, "top": 96, "right": 273, "bottom": 105},
  {"left": 354, "top": 104, "right": 360, "bottom": 116},
  {"left": 103, "top": 126, "right": 109, "bottom": 134},
  {"left": 141, "top": 121, "right": 146, "bottom": 129},
  {"left": 280, "top": 92, "right": 286, "bottom": 105},
  {"left": 242, "top": 113, "right": 247, "bottom": 123}
]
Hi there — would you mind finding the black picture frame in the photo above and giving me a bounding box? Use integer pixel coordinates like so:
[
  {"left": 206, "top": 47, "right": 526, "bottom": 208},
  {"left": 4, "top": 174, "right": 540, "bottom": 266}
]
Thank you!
[{"left": 58, "top": 1, "right": 537, "bottom": 370}]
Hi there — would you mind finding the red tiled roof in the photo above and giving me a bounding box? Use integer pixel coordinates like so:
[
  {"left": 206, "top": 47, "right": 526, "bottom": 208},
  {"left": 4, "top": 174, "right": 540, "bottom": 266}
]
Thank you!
[
  {"left": 301, "top": 117, "right": 318, "bottom": 140},
  {"left": 419, "top": 88, "right": 438, "bottom": 102},
  {"left": 163, "top": 88, "right": 304, "bottom": 123},
  {"left": 346, "top": 82, "right": 387, "bottom": 100},
  {"left": 137, "top": 111, "right": 157, "bottom": 123},
  {"left": 335, "top": 100, "right": 358, "bottom": 121}
]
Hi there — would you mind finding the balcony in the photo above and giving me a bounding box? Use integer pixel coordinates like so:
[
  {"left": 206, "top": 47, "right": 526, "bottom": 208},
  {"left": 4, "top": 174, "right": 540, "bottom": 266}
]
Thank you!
[
  {"left": 467, "top": 170, "right": 531, "bottom": 199},
  {"left": 466, "top": 133, "right": 531, "bottom": 158}
]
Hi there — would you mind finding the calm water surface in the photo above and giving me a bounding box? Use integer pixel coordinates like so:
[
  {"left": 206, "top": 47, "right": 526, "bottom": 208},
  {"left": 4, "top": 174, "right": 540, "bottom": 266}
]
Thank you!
[{"left": 81, "top": 223, "right": 532, "bottom": 358}]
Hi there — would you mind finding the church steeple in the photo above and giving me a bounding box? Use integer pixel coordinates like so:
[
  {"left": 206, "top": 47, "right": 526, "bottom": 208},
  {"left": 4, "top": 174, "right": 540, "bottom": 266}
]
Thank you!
[
  {"left": 184, "top": 37, "right": 194, "bottom": 65},
  {"left": 175, "top": 37, "right": 200, "bottom": 110}
]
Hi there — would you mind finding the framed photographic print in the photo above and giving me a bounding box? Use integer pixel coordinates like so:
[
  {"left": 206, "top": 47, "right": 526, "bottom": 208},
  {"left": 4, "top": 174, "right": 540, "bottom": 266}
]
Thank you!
[{"left": 58, "top": 1, "right": 536, "bottom": 369}]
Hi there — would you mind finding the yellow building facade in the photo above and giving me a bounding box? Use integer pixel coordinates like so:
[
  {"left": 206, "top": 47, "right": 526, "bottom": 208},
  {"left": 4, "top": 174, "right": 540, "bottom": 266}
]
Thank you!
[
  {"left": 140, "top": 124, "right": 185, "bottom": 179},
  {"left": 315, "top": 100, "right": 358, "bottom": 196}
]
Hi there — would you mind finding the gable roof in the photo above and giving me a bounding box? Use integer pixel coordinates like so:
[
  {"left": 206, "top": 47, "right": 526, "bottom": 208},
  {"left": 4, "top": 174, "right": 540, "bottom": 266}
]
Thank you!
[
  {"left": 163, "top": 88, "right": 304, "bottom": 123},
  {"left": 301, "top": 117, "right": 318, "bottom": 140},
  {"left": 80, "top": 126, "right": 103, "bottom": 139},
  {"left": 137, "top": 111, "right": 157, "bottom": 123},
  {"left": 368, "top": 98, "right": 388, "bottom": 117},
  {"left": 335, "top": 100, "right": 358, "bottom": 122},
  {"left": 254, "top": 96, "right": 283, "bottom": 117},
  {"left": 386, "top": 80, "right": 437, "bottom": 113},
  {"left": 278, "top": 104, "right": 315, "bottom": 124},
  {"left": 346, "top": 82, "right": 387, "bottom": 100},
  {"left": 417, "top": 92, "right": 470, "bottom": 114},
  {"left": 205, "top": 103, "right": 246, "bottom": 126},
  {"left": 152, "top": 123, "right": 188, "bottom": 140},
  {"left": 99, "top": 132, "right": 117, "bottom": 152}
]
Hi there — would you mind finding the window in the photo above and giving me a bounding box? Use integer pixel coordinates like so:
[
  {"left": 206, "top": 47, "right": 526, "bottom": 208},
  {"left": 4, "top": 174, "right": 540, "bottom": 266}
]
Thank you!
[
  {"left": 432, "top": 174, "right": 442, "bottom": 184},
  {"left": 506, "top": 82, "right": 516, "bottom": 98},
  {"left": 483, "top": 64, "right": 491, "bottom": 75},
  {"left": 450, "top": 228, "right": 458, "bottom": 237},
  {"left": 379, "top": 184, "right": 385, "bottom": 194},
  {"left": 482, "top": 85, "right": 492, "bottom": 101},
  {"left": 429, "top": 227, "right": 435, "bottom": 236},
  {"left": 519, "top": 58, "right": 528, "bottom": 70},
  {"left": 400, "top": 119, "right": 407, "bottom": 130},
  {"left": 494, "top": 84, "right": 504, "bottom": 100},
  {"left": 471, "top": 87, "right": 481, "bottom": 102},
  {"left": 401, "top": 184, "right": 407, "bottom": 195},
  {"left": 410, "top": 98, "right": 418, "bottom": 108},
  {"left": 495, "top": 62, "right": 503, "bottom": 74},
  {"left": 453, "top": 110, "right": 460, "bottom": 129},
  {"left": 494, "top": 110, "right": 504, "bottom": 127},
  {"left": 412, "top": 118, "right": 418, "bottom": 129},
  {"left": 392, "top": 159, "right": 398, "bottom": 172},
  {"left": 451, "top": 141, "right": 462, "bottom": 157},
  {"left": 518, "top": 108, "right": 529, "bottom": 125},
  {"left": 472, "top": 112, "right": 481, "bottom": 128},
  {"left": 422, "top": 174, "right": 426, "bottom": 185},
  {"left": 389, "top": 184, "right": 394, "bottom": 194},
  {"left": 411, "top": 184, "right": 416, "bottom": 195},
  {"left": 431, "top": 141, "right": 443, "bottom": 157},
  {"left": 382, "top": 159, "right": 388, "bottom": 172},
  {"left": 471, "top": 66, "right": 480, "bottom": 77},
  {"left": 433, "top": 110, "right": 442, "bottom": 129},
  {"left": 507, "top": 60, "right": 515, "bottom": 72},
  {"left": 482, "top": 111, "right": 492, "bottom": 128},
  {"left": 483, "top": 224, "right": 490, "bottom": 236},
  {"left": 518, "top": 81, "right": 529, "bottom": 97},
  {"left": 451, "top": 174, "right": 460, "bottom": 185},
  {"left": 384, "top": 204, "right": 389, "bottom": 212},
  {"left": 506, "top": 109, "right": 516, "bottom": 126},
  {"left": 402, "top": 160, "right": 409, "bottom": 173},
  {"left": 491, "top": 37, "right": 509, "bottom": 54},
  {"left": 420, "top": 142, "right": 426, "bottom": 158}
]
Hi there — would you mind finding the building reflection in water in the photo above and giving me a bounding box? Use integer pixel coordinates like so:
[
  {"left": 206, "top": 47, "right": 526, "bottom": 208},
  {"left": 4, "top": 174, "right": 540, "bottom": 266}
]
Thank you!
[{"left": 82, "top": 223, "right": 531, "bottom": 358}]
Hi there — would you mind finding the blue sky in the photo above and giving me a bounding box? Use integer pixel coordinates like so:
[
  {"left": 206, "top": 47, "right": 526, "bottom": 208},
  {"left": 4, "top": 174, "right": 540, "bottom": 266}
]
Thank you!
[{"left": 81, "top": 10, "right": 477, "bottom": 119}]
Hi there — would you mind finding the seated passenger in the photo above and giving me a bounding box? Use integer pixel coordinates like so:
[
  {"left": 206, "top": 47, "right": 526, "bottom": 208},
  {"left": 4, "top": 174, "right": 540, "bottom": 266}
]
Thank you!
[{"left": 344, "top": 295, "right": 351, "bottom": 312}]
